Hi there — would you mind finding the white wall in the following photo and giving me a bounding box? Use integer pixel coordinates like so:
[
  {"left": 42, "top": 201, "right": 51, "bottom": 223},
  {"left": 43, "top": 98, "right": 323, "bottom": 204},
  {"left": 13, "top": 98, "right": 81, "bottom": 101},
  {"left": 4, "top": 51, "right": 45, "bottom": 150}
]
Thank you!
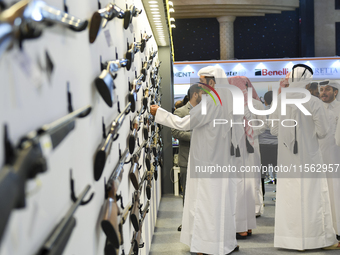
[{"left": 0, "top": 0, "right": 162, "bottom": 254}]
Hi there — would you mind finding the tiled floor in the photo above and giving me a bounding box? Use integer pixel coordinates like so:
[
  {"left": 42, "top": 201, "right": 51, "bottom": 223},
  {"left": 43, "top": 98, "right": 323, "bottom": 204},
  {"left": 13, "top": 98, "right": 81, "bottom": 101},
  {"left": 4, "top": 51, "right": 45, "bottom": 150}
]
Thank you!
[{"left": 150, "top": 184, "right": 339, "bottom": 255}]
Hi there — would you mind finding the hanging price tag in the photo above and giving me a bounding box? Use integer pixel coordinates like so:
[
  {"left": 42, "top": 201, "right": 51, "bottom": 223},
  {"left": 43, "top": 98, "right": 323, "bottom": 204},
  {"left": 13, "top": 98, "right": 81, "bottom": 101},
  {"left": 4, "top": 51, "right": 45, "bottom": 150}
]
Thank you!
[{"left": 104, "top": 30, "right": 114, "bottom": 47}]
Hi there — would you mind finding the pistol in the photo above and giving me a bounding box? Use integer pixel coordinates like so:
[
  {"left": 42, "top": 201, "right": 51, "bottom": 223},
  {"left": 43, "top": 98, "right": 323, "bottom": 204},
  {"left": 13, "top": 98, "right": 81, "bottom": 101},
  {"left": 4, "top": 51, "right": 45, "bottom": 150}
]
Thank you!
[
  {"left": 95, "top": 58, "right": 128, "bottom": 107},
  {"left": 89, "top": 3, "right": 126, "bottom": 43}
]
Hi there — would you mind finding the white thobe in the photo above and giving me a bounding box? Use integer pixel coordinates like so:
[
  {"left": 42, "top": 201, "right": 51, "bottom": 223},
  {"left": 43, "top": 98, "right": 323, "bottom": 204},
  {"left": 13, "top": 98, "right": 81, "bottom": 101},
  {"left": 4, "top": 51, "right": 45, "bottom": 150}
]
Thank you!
[
  {"left": 319, "top": 104, "right": 340, "bottom": 235},
  {"left": 251, "top": 99, "right": 266, "bottom": 216},
  {"left": 154, "top": 88, "right": 238, "bottom": 255},
  {"left": 336, "top": 111, "right": 340, "bottom": 146},
  {"left": 270, "top": 95, "right": 337, "bottom": 250}
]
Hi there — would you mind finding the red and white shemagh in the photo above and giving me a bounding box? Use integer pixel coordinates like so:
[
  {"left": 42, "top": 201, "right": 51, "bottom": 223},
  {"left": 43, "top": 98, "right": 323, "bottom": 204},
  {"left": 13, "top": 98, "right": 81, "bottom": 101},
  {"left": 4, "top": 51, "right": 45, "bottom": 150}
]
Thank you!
[{"left": 228, "top": 76, "right": 256, "bottom": 146}]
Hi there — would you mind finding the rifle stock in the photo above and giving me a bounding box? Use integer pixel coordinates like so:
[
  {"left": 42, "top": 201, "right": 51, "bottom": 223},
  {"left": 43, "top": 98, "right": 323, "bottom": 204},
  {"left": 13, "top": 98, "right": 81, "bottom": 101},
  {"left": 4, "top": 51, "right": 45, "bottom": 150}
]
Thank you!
[
  {"left": 101, "top": 148, "right": 129, "bottom": 248},
  {"left": 128, "top": 201, "right": 149, "bottom": 255},
  {"left": 129, "top": 140, "right": 147, "bottom": 190}
]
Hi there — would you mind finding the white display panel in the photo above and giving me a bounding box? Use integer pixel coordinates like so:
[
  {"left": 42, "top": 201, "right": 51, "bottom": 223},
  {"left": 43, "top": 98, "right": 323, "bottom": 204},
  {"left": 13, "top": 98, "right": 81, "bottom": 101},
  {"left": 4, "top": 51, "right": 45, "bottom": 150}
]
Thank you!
[{"left": 0, "top": 0, "right": 162, "bottom": 255}]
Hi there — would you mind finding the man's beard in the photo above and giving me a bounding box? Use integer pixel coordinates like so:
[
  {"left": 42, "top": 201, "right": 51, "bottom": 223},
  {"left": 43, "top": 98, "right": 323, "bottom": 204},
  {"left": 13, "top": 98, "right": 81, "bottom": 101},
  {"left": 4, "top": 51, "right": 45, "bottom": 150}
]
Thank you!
[{"left": 196, "top": 96, "right": 202, "bottom": 104}]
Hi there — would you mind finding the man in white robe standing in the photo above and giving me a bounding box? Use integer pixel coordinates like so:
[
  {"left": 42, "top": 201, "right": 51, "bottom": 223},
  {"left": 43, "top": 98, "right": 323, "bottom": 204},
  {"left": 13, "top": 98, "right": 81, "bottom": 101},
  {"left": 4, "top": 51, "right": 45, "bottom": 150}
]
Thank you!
[
  {"left": 270, "top": 64, "right": 340, "bottom": 250},
  {"left": 318, "top": 80, "right": 340, "bottom": 239},
  {"left": 150, "top": 66, "right": 239, "bottom": 255}
]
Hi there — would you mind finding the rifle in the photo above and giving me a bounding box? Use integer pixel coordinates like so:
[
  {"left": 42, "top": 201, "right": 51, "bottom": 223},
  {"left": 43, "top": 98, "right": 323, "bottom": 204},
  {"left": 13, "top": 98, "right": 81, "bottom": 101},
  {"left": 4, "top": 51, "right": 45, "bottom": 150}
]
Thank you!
[
  {"left": 127, "top": 73, "right": 144, "bottom": 113},
  {"left": 128, "top": 201, "right": 150, "bottom": 255},
  {"left": 101, "top": 148, "right": 129, "bottom": 248},
  {"left": 95, "top": 59, "right": 128, "bottom": 107},
  {"left": 36, "top": 185, "right": 91, "bottom": 255},
  {"left": 123, "top": 5, "right": 142, "bottom": 30},
  {"left": 129, "top": 140, "right": 147, "bottom": 190},
  {"left": 94, "top": 103, "right": 131, "bottom": 181},
  {"left": 0, "top": 105, "right": 91, "bottom": 243},
  {"left": 142, "top": 112, "right": 150, "bottom": 141},
  {"left": 145, "top": 130, "right": 156, "bottom": 172},
  {"left": 89, "top": 3, "right": 126, "bottom": 43},
  {"left": 130, "top": 171, "right": 148, "bottom": 231},
  {"left": 150, "top": 62, "right": 161, "bottom": 87},
  {"left": 104, "top": 202, "right": 132, "bottom": 255},
  {"left": 0, "top": 0, "right": 87, "bottom": 56},
  {"left": 128, "top": 109, "right": 144, "bottom": 154}
]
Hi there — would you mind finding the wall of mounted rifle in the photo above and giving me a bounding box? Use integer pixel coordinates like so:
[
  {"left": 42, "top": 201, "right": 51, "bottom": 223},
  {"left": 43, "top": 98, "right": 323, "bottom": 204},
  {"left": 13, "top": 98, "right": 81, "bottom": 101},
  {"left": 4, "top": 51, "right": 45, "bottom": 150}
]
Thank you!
[{"left": 0, "top": 0, "right": 163, "bottom": 254}]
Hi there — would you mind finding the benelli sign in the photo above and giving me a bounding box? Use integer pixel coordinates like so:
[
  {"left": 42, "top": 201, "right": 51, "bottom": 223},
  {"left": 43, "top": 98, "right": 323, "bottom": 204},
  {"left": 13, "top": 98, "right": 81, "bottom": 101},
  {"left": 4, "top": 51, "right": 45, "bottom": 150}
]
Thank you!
[{"left": 255, "top": 68, "right": 290, "bottom": 76}]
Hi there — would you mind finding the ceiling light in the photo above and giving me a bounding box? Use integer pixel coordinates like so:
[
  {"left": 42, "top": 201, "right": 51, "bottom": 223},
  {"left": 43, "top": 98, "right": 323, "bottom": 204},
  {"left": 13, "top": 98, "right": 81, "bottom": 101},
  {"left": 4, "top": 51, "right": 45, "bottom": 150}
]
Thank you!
[
  {"left": 150, "top": 4, "right": 158, "bottom": 7},
  {"left": 168, "top": 1, "right": 174, "bottom": 7},
  {"left": 171, "top": 24, "right": 176, "bottom": 28},
  {"left": 170, "top": 18, "right": 175, "bottom": 22},
  {"left": 151, "top": 8, "right": 159, "bottom": 10},
  {"left": 149, "top": 1, "right": 158, "bottom": 3},
  {"left": 169, "top": 8, "right": 175, "bottom": 12},
  {"left": 153, "top": 14, "right": 161, "bottom": 17},
  {"left": 151, "top": 11, "right": 160, "bottom": 14}
]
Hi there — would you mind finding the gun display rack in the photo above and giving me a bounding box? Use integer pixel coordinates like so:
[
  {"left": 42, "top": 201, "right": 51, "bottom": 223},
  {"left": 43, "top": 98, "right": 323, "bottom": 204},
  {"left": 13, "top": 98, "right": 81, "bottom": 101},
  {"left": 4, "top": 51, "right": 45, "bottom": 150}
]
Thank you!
[{"left": 0, "top": 0, "right": 163, "bottom": 255}]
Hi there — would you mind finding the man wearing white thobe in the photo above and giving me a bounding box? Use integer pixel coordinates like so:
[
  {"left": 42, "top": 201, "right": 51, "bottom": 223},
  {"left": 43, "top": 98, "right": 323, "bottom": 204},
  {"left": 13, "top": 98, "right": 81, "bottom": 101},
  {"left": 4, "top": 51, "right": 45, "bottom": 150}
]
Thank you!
[
  {"left": 318, "top": 80, "right": 340, "bottom": 237},
  {"left": 270, "top": 64, "right": 339, "bottom": 250},
  {"left": 150, "top": 66, "right": 239, "bottom": 255}
]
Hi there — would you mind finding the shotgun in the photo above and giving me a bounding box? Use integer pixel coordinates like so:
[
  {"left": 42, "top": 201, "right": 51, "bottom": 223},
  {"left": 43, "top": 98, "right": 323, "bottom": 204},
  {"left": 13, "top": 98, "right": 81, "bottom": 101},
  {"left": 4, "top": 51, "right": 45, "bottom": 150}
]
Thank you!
[
  {"left": 101, "top": 148, "right": 129, "bottom": 248},
  {"left": 95, "top": 58, "right": 128, "bottom": 107},
  {"left": 0, "top": 105, "right": 91, "bottom": 243},
  {"left": 36, "top": 185, "right": 91, "bottom": 255},
  {"left": 129, "top": 140, "right": 147, "bottom": 190},
  {"left": 89, "top": 3, "right": 126, "bottom": 43},
  {"left": 94, "top": 103, "right": 131, "bottom": 181}
]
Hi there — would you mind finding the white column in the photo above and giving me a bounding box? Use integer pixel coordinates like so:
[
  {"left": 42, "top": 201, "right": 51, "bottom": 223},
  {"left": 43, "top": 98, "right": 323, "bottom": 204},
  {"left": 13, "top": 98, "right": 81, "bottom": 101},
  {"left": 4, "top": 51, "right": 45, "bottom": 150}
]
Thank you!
[{"left": 217, "top": 16, "right": 236, "bottom": 60}]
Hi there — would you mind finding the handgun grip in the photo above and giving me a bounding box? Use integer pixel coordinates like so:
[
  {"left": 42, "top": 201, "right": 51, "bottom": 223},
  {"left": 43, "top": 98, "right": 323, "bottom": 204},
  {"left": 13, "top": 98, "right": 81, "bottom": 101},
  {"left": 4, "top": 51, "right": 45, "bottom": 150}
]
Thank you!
[{"left": 95, "top": 69, "right": 115, "bottom": 107}]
